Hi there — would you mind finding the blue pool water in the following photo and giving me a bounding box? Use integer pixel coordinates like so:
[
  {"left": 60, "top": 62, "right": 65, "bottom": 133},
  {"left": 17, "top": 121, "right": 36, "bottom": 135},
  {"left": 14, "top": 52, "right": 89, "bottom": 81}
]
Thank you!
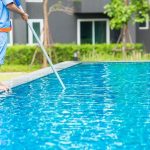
[{"left": 0, "top": 63, "right": 150, "bottom": 150}]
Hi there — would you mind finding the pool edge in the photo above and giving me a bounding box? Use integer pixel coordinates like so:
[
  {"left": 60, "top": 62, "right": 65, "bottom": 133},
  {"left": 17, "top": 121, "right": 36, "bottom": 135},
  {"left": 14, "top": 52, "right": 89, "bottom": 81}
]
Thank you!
[
  {"left": 82, "top": 60, "right": 150, "bottom": 63},
  {"left": 0, "top": 61, "right": 81, "bottom": 92}
]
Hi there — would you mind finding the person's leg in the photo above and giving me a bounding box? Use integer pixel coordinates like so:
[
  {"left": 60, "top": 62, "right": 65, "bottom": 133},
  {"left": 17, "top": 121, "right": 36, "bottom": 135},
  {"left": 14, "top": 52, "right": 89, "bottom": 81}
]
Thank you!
[
  {"left": 0, "top": 32, "right": 9, "bottom": 91},
  {"left": 0, "top": 32, "right": 8, "bottom": 65}
]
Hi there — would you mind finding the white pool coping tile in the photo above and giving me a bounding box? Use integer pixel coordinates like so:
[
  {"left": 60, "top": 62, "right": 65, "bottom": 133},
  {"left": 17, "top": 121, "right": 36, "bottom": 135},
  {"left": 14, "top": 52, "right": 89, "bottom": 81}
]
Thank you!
[{"left": 0, "top": 61, "right": 80, "bottom": 91}]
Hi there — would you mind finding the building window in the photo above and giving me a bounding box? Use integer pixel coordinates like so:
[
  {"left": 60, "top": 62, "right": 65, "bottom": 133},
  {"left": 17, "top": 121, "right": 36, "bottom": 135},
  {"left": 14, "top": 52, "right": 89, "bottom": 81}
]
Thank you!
[
  {"left": 25, "top": 0, "right": 43, "bottom": 2},
  {"left": 8, "top": 20, "right": 13, "bottom": 45},
  {"left": 28, "top": 19, "right": 43, "bottom": 45},
  {"left": 139, "top": 17, "right": 149, "bottom": 30},
  {"left": 77, "top": 19, "right": 110, "bottom": 45}
]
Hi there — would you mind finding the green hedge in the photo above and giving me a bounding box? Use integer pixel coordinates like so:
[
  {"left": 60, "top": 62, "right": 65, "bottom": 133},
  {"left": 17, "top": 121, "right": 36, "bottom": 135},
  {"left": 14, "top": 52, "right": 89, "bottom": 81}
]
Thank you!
[
  {"left": 5, "top": 43, "right": 143, "bottom": 65},
  {"left": 6, "top": 45, "right": 42, "bottom": 65},
  {"left": 52, "top": 43, "right": 143, "bottom": 62}
]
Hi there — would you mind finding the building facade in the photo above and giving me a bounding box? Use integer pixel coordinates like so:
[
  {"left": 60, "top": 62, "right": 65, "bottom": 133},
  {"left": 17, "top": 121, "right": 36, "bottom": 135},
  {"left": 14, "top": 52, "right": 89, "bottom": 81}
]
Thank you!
[{"left": 9, "top": 0, "right": 150, "bottom": 52}]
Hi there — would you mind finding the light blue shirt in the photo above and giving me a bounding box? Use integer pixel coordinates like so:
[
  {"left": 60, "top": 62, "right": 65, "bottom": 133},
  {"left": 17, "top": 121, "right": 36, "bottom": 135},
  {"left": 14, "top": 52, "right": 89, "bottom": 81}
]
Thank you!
[{"left": 0, "top": 0, "right": 14, "bottom": 29}]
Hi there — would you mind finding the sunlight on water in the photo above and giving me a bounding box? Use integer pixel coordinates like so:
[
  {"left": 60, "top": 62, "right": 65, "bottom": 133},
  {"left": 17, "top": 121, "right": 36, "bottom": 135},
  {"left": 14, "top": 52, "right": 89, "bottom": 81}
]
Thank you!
[{"left": 0, "top": 63, "right": 150, "bottom": 149}]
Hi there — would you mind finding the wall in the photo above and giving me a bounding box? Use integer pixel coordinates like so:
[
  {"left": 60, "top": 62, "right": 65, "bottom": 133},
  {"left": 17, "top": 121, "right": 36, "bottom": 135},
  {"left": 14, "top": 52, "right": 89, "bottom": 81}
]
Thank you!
[
  {"left": 136, "top": 24, "right": 150, "bottom": 52},
  {"left": 13, "top": 0, "right": 27, "bottom": 44},
  {"left": 80, "top": 0, "right": 110, "bottom": 13},
  {"left": 26, "top": 0, "right": 77, "bottom": 43},
  {"left": 12, "top": 0, "right": 137, "bottom": 48}
]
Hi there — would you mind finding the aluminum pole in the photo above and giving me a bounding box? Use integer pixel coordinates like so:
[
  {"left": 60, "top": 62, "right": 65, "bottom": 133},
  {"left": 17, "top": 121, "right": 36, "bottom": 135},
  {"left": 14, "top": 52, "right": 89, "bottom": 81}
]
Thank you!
[{"left": 27, "top": 21, "right": 66, "bottom": 90}]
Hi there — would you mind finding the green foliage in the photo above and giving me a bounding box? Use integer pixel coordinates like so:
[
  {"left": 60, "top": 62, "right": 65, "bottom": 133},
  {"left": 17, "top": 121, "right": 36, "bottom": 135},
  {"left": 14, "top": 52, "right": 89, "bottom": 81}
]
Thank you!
[
  {"left": 133, "top": 0, "right": 150, "bottom": 23},
  {"left": 52, "top": 43, "right": 143, "bottom": 62},
  {"left": 0, "top": 65, "right": 40, "bottom": 72},
  {"left": 5, "top": 45, "right": 42, "bottom": 65},
  {"left": 4, "top": 44, "right": 143, "bottom": 65},
  {"left": 104, "top": 0, "right": 150, "bottom": 29}
]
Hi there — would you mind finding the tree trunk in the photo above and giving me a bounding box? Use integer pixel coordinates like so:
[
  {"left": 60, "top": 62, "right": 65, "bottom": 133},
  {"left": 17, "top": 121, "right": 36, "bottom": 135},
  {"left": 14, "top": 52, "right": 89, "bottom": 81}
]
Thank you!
[
  {"left": 43, "top": 0, "right": 50, "bottom": 67},
  {"left": 122, "top": 0, "right": 129, "bottom": 60},
  {"left": 122, "top": 24, "right": 127, "bottom": 59}
]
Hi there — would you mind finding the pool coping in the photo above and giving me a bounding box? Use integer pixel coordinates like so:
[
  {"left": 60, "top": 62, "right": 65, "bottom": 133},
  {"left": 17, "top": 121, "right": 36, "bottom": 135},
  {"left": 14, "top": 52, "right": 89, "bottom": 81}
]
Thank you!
[
  {"left": 83, "top": 60, "right": 150, "bottom": 63},
  {"left": 0, "top": 61, "right": 81, "bottom": 92}
]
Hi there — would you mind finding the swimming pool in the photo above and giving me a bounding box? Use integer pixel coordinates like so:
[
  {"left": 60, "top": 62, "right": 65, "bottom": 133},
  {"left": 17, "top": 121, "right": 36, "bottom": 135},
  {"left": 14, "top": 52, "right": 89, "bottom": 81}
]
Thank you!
[{"left": 0, "top": 63, "right": 150, "bottom": 149}]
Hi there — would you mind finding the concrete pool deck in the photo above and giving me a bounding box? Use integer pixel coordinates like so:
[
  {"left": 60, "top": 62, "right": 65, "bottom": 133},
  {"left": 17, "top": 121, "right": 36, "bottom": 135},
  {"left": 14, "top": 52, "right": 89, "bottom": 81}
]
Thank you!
[{"left": 0, "top": 61, "right": 80, "bottom": 92}]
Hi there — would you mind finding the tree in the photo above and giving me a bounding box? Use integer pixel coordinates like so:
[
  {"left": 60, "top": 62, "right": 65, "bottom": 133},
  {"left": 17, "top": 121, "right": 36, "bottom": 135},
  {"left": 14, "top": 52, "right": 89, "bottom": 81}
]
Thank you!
[
  {"left": 43, "top": 0, "right": 50, "bottom": 67},
  {"left": 104, "top": 0, "right": 150, "bottom": 58},
  {"left": 42, "top": 0, "right": 74, "bottom": 67}
]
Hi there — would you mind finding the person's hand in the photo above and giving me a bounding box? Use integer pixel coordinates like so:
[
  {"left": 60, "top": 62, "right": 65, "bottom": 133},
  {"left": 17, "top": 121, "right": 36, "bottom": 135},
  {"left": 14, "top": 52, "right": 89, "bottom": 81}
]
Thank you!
[{"left": 21, "top": 13, "right": 29, "bottom": 21}]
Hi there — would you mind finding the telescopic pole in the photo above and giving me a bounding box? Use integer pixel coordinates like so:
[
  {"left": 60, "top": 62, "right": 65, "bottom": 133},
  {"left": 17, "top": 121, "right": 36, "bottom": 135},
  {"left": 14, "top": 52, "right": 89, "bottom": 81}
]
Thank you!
[
  {"left": 15, "top": 1, "right": 66, "bottom": 90},
  {"left": 27, "top": 22, "right": 66, "bottom": 90}
]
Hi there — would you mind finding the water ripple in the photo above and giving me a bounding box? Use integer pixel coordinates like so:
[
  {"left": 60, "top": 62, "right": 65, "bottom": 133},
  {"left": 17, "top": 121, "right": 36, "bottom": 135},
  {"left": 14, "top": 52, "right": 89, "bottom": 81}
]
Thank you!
[{"left": 0, "top": 63, "right": 150, "bottom": 149}]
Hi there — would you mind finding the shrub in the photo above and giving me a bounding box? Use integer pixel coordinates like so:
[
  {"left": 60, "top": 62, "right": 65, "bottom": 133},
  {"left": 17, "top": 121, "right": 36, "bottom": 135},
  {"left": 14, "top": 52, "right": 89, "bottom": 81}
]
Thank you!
[
  {"left": 5, "top": 45, "right": 42, "bottom": 65},
  {"left": 5, "top": 43, "right": 143, "bottom": 65},
  {"left": 51, "top": 43, "right": 143, "bottom": 62}
]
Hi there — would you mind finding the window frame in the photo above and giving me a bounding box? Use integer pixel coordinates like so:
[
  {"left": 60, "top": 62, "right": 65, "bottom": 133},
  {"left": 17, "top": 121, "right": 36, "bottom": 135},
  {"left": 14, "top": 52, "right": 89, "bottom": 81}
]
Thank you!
[
  {"left": 77, "top": 19, "right": 110, "bottom": 45},
  {"left": 28, "top": 19, "right": 43, "bottom": 45},
  {"left": 139, "top": 16, "right": 149, "bottom": 30}
]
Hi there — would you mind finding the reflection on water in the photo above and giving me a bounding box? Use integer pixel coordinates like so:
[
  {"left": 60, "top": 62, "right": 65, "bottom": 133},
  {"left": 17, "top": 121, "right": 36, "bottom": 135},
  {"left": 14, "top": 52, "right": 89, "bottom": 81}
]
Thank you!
[{"left": 0, "top": 63, "right": 150, "bottom": 149}]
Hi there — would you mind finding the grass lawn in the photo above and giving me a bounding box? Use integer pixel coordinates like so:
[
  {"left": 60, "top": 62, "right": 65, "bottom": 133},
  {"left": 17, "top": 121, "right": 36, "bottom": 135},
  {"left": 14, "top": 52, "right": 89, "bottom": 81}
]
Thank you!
[
  {"left": 0, "top": 65, "right": 41, "bottom": 72},
  {"left": 0, "top": 65, "right": 41, "bottom": 81},
  {"left": 0, "top": 73, "right": 27, "bottom": 81}
]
